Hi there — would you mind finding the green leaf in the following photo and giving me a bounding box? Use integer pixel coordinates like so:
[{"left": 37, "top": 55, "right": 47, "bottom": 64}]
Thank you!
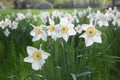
[
  {"left": 76, "top": 71, "right": 91, "bottom": 77},
  {"left": 71, "top": 73, "right": 76, "bottom": 80}
]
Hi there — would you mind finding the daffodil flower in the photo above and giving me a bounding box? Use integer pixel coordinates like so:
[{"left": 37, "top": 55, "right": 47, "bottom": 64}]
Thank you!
[
  {"left": 24, "top": 46, "right": 50, "bottom": 70},
  {"left": 47, "top": 18, "right": 59, "bottom": 41},
  {"left": 58, "top": 18, "right": 76, "bottom": 42},
  {"left": 112, "top": 12, "right": 120, "bottom": 26},
  {"left": 30, "top": 24, "right": 47, "bottom": 42},
  {"left": 75, "top": 24, "right": 82, "bottom": 34},
  {"left": 4, "top": 28, "right": 10, "bottom": 37},
  {"left": 79, "top": 24, "right": 102, "bottom": 47},
  {"left": 96, "top": 11, "right": 109, "bottom": 27}
]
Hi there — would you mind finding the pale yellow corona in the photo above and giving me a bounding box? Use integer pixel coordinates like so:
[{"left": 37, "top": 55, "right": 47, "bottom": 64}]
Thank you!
[
  {"left": 32, "top": 51, "right": 42, "bottom": 61},
  {"left": 117, "top": 15, "right": 120, "bottom": 19},
  {"left": 48, "top": 25, "right": 56, "bottom": 32},
  {"left": 86, "top": 27, "right": 96, "bottom": 37},
  {"left": 60, "top": 26, "right": 69, "bottom": 34},
  {"left": 76, "top": 26, "right": 81, "bottom": 30},
  {"left": 35, "top": 27, "right": 41, "bottom": 35}
]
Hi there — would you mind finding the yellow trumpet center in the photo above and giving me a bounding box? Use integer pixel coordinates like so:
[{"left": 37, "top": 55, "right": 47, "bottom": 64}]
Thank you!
[
  {"left": 117, "top": 15, "right": 120, "bottom": 19},
  {"left": 35, "top": 27, "right": 41, "bottom": 35},
  {"left": 60, "top": 26, "right": 69, "bottom": 34},
  {"left": 32, "top": 51, "right": 42, "bottom": 61},
  {"left": 48, "top": 25, "right": 56, "bottom": 32},
  {"left": 76, "top": 26, "right": 81, "bottom": 30},
  {"left": 86, "top": 27, "right": 96, "bottom": 37}
]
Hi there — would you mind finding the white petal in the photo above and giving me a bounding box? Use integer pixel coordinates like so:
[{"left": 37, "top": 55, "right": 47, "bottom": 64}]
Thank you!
[
  {"left": 24, "top": 56, "right": 33, "bottom": 63},
  {"left": 30, "top": 30, "right": 36, "bottom": 36},
  {"left": 63, "top": 34, "right": 69, "bottom": 42},
  {"left": 93, "top": 36, "right": 102, "bottom": 43},
  {"left": 79, "top": 33, "right": 86, "bottom": 38},
  {"left": 49, "top": 18, "right": 54, "bottom": 25},
  {"left": 41, "top": 32, "right": 47, "bottom": 41},
  {"left": 60, "top": 18, "right": 69, "bottom": 26},
  {"left": 112, "top": 21, "right": 116, "bottom": 26},
  {"left": 98, "top": 21, "right": 103, "bottom": 27},
  {"left": 81, "top": 24, "right": 89, "bottom": 30},
  {"left": 41, "top": 51, "right": 50, "bottom": 59},
  {"left": 32, "top": 61, "right": 41, "bottom": 70},
  {"left": 104, "top": 21, "right": 109, "bottom": 26},
  {"left": 51, "top": 35, "right": 57, "bottom": 41},
  {"left": 39, "top": 59, "right": 45, "bottom": 66},
  {"left": 47, "top": 31, "right": 52, "bottom": 36},
  {"left": 96, "top": 30, "right": 102, "bottom": 36},
  {"left": 32, "top": 35, "right": 41, "bottom": 41},
  {"left": 85, "top": 37, "right": 94, "bottom": 47},
  {"left": 69, "top": 29, "right": 76, "bottom": 35},
  {"left": 27, "top": 46, "right": 38, "bottom": 55},
  {"left": 117, "top": 21, "right": 120, "bottom": 26}
]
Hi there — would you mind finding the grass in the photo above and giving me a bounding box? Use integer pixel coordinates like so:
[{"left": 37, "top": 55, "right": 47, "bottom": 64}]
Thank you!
[{"left": 0, "top": 8, "right": 120, "bottom": 80}]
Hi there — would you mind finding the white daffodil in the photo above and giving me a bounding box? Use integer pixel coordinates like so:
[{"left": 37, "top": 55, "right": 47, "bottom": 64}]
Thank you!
[
  {"left": 16, "top": 13, "right": 26, "bottom": 21},
  {"left": 24, "top": 46, "right": 50, "bottom": 70},
  {"left": 11, "top": 21, "right": 18, "bottom": 30},
  {"left": 26, "top": 9, "right": 32, "bottom": 18},
  {"left": 40, "top": 12, "right": 50, "bottom": 23},
  {"left": 79, "top": 24, "right": 102, "bottom": 47},
  {"left": 58, "top": 18, "right": 76, "bottom": 42},
  {"left": 4, "top": 18, "right": 11, "bottom": 27},
  {"left": 33, "top": 15, "right": 37, "bottom": 22},
  {"left": 30, "top": 24, "right": 47, "bottom": 42},
  {"left": 75, "top": 24, "right": 82, "bottom": 34},
  {"left": 96, "top": 10, "right": 109, "bottom": 27},
  {"left": 86, "top": 6, "right": 92, "bottom": 13},
  {"left": 51, "top": 10, "right": 63, "bottom": 19},
  {"left": 64, "top": 13, "right": 74, "bottom": 23},
  {"left": 87, "top": 12, "right": 96, "bottom": 24},
  {"left": 78, "top": 12, "right": 84, "bottom": 18},
  {"left": 112, "top": 12, "right": 120, "bottom": 26},
  {"left": 0, "top": 20, "right": 6, "bottom": 29},
  {"left": 4, "top": 28, "right": 10, "bottom": 37},
  {"left": 47, "top": 18, "right": 59, "bottom": 41},
  {"left": 105, "top": 8, "right": 115, "bottom": 21}
]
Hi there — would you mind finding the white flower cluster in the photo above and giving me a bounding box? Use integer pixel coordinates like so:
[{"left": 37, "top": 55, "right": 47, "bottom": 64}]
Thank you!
[
  {"left": 87, "top": 7, "right": 120, "bottom": 27},
  {"left": 0, "top": 9, "right": 37, "bottom": 37},
  {"left": 0, "top": 7, "right": 120, "bottom": 70},
  {"left": 30, "top": 7, "right": 102, "bottom": 47}
]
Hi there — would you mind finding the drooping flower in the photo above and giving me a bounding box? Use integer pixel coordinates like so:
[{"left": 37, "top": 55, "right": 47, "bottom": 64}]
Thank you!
[
  {"left": 58, "top": 18, "right": 76, "bottom": 42},
  {"left": 24, "top": 46, "right": 50, "bottom": 70},
  {"left": 30, "top": 24, "right": 47, "bottom": 42},
  {"left": 79, "top": 24, "right": 102, "bottom": 47}
]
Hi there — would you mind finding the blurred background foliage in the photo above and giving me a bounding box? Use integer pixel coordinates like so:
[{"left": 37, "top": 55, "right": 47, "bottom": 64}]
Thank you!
[{"left": 0, "top": 0, "right": 119, "bottom": 9}]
